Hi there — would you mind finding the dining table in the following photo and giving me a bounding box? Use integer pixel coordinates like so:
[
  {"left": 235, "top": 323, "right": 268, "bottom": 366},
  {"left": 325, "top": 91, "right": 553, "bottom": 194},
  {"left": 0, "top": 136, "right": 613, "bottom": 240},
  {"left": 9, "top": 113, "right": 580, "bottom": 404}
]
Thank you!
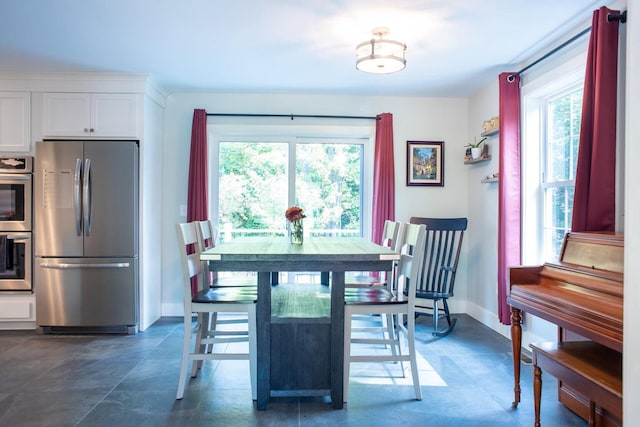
[{"left": 199, "top": 236, "right": 399, "bottom": 410}]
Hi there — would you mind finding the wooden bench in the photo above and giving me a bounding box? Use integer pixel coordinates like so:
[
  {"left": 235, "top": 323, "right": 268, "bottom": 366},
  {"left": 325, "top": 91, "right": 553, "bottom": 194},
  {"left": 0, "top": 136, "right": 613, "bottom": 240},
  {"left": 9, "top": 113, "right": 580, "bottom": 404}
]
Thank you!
[{"left": 530, "top": 341, "right": 622, "bottom": 427}]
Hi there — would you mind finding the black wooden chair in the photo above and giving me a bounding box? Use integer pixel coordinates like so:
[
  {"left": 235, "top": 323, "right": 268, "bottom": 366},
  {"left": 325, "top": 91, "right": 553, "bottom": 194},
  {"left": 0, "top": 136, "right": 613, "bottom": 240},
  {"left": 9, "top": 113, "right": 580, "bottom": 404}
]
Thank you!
[{"left": 409, "top": 217, "right": 467, "bottom": 337}]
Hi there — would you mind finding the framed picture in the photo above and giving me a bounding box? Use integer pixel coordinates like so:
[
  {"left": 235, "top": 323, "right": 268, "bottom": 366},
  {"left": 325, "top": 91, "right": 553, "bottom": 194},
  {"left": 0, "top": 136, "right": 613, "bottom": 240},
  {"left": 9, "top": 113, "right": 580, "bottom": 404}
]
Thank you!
[{"left": 406, "top": 141, "right": 444, "bottom": 186}]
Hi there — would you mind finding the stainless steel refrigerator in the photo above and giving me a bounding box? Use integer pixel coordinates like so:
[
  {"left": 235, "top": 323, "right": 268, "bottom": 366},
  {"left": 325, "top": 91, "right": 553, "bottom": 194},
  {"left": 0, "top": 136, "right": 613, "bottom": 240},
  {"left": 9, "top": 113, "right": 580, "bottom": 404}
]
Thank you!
[{"left": 34, "top": 140, "right": 139, "bottom": 333}]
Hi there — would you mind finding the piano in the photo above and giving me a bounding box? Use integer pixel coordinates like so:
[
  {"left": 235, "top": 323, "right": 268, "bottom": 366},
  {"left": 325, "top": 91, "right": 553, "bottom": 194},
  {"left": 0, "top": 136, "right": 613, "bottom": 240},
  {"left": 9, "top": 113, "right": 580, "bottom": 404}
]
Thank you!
[{"left": 507, "top": 232, "right": 623, "bottom": 425}]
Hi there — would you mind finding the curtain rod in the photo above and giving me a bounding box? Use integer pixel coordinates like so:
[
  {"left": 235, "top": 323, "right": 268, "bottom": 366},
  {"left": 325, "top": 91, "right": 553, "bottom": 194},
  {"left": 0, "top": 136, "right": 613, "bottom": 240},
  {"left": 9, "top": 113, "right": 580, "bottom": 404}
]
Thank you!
[
  {"left": 206, "top": 113, "right": 380, "bottom": 121},
  {"left": 508, "top": 10, "right": 627, "bottom": 82}
]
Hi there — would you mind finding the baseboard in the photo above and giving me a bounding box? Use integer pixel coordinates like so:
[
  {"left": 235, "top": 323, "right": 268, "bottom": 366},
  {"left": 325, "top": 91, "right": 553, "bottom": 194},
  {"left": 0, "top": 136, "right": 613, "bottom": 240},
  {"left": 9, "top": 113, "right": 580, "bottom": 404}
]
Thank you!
[
  {"left": 465, "top": 301, "right": 550, "bottom": 349},
  {"left": 162, "top": 302, "right": 184, "bottom": 317}
]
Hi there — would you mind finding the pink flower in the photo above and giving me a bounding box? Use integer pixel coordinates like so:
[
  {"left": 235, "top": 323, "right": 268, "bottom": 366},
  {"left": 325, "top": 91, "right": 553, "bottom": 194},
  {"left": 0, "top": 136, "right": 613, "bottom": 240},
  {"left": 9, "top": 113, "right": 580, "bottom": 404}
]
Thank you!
[{"left": 285, "top": 206, "right": 306, "bottom": 222}]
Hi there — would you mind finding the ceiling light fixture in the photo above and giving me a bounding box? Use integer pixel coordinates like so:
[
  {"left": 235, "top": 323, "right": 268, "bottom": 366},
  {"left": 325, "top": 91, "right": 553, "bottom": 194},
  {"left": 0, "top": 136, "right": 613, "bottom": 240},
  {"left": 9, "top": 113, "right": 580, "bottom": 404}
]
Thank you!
[{"left": 356, "top": 27, "right": 406, "bottom": 74}]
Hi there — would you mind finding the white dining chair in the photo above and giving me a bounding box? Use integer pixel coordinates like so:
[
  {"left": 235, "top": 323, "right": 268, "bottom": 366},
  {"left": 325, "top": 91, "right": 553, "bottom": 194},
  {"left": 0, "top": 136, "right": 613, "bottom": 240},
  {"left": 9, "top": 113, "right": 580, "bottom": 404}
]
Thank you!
[
  {"left": 345, "top": 219, "right": 403, "bottom": 287},
  {"left": 345, "top": 220, "right": 404, "bottom": 359},
  {"left": 343, "top": 222, "right": 426, "bottom": 403},
  {"left": 195, "top": 219, "right": 256, "bottom": 287},
  {"left": 175, "top": 222, "right": 257, "bottom": 400}
]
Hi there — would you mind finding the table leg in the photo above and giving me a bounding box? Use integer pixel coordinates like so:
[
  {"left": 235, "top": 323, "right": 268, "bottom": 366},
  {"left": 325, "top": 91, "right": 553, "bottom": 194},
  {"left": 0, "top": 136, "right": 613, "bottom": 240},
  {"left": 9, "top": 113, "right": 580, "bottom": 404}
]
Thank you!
[
  {"left": 256, "top": 271, "right": 271, "bottom": 410},
  {"left": 321, "top": 271, "right": 330, "bottom": 286},
  {"left": 330, "top": 271, "right": 344, "bottom": 409}
]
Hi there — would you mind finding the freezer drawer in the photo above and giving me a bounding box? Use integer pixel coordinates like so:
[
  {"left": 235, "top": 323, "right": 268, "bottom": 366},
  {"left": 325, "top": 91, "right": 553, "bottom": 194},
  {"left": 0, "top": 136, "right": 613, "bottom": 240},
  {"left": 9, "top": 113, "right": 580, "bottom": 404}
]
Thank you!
[{"left": 35, "top": 257, "right": 138, "bottom": 329}]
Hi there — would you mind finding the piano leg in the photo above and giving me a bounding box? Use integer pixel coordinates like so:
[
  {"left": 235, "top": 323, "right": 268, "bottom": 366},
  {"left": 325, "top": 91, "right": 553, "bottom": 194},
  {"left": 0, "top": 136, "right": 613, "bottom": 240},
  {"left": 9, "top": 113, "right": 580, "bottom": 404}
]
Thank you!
[
  {"left": 510, "top": 307, "right": 522, "bottom": 408},
  {"left": 533, "top": 365, "right": 542, "bottom": 427}
]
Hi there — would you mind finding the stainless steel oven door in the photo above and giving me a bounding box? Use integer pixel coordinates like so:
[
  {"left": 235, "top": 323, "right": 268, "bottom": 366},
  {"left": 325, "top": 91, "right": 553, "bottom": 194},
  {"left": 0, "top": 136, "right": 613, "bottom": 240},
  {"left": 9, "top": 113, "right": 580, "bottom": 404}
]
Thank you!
[
  {"left": 0, "top": 232, "right": 32, "bottom": 291},
  {"left": 0, "top": 173, "right": 32, "bottom": 231}
]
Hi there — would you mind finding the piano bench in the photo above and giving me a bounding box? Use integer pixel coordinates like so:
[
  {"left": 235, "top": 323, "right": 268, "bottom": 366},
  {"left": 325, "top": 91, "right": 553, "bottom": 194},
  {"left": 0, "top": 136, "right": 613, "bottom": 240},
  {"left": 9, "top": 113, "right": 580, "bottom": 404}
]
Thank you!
[{"left": 530, "top": 341, "right": 622, "bottom": 427}]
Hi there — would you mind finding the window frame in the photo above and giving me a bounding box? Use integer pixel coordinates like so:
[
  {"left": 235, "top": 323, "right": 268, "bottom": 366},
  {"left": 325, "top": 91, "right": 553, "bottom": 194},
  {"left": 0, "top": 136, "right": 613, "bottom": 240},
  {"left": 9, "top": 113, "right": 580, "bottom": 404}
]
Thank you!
[
  {"left": 207, "top": 121, "right": 375, "bottom": 240},
  {"left": 521, "top": 48, "right": 587, "bottom": 265}
]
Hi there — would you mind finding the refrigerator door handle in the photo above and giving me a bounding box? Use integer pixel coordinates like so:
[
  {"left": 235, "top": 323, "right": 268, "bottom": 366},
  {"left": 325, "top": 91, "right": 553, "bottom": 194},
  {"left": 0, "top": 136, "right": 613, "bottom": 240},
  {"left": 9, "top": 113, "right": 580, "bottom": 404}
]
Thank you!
[
  {"left": 83, "top": 158, "right": 92, "bottom": 236},
  {"left": 74, "top": 158, "right": 83, "bottom": 236},
  {"left": 39, "top": 262, "right": 131, "bottom": 269}
]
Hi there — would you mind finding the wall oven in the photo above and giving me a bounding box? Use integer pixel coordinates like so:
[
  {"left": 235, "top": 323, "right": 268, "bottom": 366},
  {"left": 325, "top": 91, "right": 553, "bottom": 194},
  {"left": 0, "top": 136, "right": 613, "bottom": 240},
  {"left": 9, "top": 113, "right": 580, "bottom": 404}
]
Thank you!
[
  {"left": 0, "top": 157, "right": 32, "bottom": 292},
  {"left": 0, "top": 232, "right": 31, "bottom": 291}
]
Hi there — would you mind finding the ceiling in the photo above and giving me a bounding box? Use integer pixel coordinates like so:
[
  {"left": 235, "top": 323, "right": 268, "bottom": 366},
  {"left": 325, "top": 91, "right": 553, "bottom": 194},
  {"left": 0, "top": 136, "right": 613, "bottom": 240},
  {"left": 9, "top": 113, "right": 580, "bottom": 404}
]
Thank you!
[{"left": 0, "top": 0, "right": 605, "bottom": 97}]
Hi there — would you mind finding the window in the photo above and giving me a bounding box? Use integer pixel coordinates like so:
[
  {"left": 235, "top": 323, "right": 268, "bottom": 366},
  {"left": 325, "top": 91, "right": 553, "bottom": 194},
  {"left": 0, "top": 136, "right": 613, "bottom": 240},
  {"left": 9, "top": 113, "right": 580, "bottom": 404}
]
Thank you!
[
  {"left": 209, "top": 127, "right": 372, "bottom": 284},
  {"left": 521, "top": 53, "right": 586, "bottom": 265},
  {"left": 541, "top": 86, "right": 582, "bottom": 260},
  {"left": 215, "top": 139, "right": 365, "bottom": 240}
]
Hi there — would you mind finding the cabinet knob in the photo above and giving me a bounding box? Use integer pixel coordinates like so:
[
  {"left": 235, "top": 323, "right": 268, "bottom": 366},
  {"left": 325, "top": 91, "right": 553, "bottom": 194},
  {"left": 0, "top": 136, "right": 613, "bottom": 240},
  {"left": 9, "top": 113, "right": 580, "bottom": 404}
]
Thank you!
[
  {"left": 90, "top": 128, "right": 95, "bottom": 133},
  {"left": 84, "top": 128, "right": 89, "bottom": 133}
]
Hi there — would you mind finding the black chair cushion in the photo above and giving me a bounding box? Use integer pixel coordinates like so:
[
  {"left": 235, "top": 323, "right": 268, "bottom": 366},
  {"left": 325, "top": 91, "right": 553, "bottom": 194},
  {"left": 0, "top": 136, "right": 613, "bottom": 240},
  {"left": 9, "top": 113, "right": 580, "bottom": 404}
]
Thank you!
[{"left": 192, "top": 286, "right": 258, "bottom": 304}]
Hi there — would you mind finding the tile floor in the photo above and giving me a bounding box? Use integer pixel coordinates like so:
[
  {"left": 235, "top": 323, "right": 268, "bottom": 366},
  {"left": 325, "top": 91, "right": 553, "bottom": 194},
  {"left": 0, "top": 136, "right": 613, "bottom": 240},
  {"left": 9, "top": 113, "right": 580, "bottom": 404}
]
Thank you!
[{"left": 0, "top": 314, "right": 586, "bottom": 426}]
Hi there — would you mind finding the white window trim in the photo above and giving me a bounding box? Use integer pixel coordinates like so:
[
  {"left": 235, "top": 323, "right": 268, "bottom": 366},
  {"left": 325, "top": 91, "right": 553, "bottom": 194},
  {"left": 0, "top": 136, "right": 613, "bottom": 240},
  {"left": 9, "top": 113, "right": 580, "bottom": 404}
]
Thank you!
[{"left": 521, "top": 49, "right": 587, "bottom": 265}]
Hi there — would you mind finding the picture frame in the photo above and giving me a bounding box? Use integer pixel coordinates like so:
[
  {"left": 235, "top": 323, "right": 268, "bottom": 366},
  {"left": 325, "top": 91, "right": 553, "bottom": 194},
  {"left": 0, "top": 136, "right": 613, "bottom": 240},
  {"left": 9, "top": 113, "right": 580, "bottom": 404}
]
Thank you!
[{"left": 406, "top": 141, "right": 444, "bottom": 187}]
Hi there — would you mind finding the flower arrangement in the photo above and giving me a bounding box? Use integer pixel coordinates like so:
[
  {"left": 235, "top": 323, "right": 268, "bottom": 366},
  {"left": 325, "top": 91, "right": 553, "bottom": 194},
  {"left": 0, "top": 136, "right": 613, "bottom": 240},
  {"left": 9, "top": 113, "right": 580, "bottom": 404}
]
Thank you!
[
  {"left": 285, "top": 206, "right": 305, "bottom": 244},
  {"left": 285, "top": 206, "right": 306, "bottom": 222}
]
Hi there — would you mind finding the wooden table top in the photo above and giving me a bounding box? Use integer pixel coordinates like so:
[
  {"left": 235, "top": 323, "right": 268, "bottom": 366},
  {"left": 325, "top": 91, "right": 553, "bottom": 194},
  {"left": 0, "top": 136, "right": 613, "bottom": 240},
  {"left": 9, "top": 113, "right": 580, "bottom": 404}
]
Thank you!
[{"left": 200, "top": 236, "right": 399, "bottom": 262}]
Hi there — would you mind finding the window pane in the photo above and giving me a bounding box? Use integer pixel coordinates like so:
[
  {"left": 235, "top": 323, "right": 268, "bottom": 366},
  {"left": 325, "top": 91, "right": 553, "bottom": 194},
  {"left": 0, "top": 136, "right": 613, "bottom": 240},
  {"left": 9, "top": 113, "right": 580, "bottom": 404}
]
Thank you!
[
  {"left": 296, "top": 143, "right": 362, "bottom": 237},
  {"left": 543, "top": 185, "right": 574, "bottom": 261},
  {"left": 218, "top": 142, "right": 287, "bottom": 239},
  {"left": 545, "top": 89, "right": 582, "bottom": 182}
]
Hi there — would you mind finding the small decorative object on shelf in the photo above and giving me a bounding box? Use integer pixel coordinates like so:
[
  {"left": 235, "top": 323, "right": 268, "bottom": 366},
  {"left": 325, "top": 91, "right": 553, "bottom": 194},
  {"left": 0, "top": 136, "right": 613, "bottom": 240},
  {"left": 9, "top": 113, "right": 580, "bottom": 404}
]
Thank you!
[
  {"left": 285, "top": 206, "right": 305, "bottom": 244},
  {"left": 481, "top": 172, "right": 500, "bottom": 183},
  {"left": 465, "top": 137, "right": 488, "bottom": 160},
  {"left": 481, "top": 116, "right": 500, "bottom": 137}
]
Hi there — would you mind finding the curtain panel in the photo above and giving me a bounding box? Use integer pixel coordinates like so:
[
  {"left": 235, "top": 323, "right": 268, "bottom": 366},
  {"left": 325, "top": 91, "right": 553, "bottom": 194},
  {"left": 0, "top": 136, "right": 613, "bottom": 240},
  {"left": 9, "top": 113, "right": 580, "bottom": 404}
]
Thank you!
[
  {"left": 571, "top": 6, "right": 620, "bottom": 232},
  {"left": 187, "top": 108, "right": 208, "bottom": 295},
  {"left": 497, "top": 73, "right": 522, "bottom": 325},
  {"left": 371, "top": 113, "right": 395, "bottom": 245}
]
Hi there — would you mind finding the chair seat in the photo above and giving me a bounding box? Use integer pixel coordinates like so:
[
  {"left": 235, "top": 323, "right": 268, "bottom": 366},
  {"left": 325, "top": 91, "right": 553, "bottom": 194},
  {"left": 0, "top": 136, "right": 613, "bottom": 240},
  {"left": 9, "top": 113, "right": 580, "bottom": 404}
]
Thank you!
[
  {"left": 344, "top": 287, "right": 405, "bottom": 304},
  {"left": 414, "top": 290, "right": 452, "bottom": 299},
  {"left": 193, "top": 287, "right": 258, "bottom": 304}
]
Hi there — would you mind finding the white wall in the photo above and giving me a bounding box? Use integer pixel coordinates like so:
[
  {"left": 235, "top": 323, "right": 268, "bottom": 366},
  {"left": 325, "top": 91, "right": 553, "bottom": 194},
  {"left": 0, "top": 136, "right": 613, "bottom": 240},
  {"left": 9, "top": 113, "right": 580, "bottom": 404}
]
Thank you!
[
  {"left": 464, "top": 80, "right": 503, "bottom": 331},
  {"left": 139, "top": 90, "right": 165, "bottom": 330},
  {"left": 624, "top": 0, "right": 639, "bottom": 422},
  {"left": 161, "top": 93, "right": 469, "bottom": 314}
]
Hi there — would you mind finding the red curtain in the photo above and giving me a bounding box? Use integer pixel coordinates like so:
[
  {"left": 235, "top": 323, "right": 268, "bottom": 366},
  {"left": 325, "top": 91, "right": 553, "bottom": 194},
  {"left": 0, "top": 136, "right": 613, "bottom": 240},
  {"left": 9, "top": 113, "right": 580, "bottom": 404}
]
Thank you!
[
  {"left": 371, "top": 113, "right": 395, "bottom": 245},
  {"left": 497, "top": 73, "right": 521, "bottom": 325},
  {"left": 571, "top": 6, "right": 620, "bottom": 232},
  {"left": 187, "top": 108, "right": 208, "bottom": 295}
]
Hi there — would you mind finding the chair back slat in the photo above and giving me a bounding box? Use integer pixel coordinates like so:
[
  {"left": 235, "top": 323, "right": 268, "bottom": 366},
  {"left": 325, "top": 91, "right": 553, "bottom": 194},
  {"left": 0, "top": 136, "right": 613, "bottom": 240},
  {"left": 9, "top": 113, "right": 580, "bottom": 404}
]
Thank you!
[
  {"left": 196, "top": 220, "right": 217, "bottom": 252},
  {"left": 176, "top": 222, "right": 207, "bottom": 299},
  {"left": 394, "top": 223, "right": 426, "bottom": 302},
  {"left": 380, "top": 220, "right": 402, "bottom": 251},
  {"left": 410, "top": 217, "right": 467, "bottom": 297}
]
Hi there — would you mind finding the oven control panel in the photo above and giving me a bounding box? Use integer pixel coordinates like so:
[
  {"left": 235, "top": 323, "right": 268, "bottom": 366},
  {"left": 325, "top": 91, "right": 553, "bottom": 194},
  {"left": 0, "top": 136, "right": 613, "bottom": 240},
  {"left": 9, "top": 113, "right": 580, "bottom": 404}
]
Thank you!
[{"left": 0, "top": 157, "right": 33, "bottom": 173}]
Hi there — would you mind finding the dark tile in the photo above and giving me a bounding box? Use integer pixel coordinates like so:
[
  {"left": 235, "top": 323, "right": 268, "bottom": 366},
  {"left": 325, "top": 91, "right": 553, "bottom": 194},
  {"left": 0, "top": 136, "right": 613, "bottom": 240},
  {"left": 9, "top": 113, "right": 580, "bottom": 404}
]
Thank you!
[{"left": 0, "top": 315, "right": 588, "bottom": 427}]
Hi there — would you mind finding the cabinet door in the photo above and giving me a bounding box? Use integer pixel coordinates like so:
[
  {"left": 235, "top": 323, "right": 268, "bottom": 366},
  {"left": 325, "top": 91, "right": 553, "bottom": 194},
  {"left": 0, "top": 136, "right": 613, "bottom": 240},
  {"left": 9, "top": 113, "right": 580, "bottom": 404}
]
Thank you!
[
  {"left": 91, "top": 94, "right": 138, "bottom": 137},
  {"left": 42, "top": 93, "right": 91, "bottom": 137},
  {"left": 0, "top": 92, "right": 31, "bottom": 152}
]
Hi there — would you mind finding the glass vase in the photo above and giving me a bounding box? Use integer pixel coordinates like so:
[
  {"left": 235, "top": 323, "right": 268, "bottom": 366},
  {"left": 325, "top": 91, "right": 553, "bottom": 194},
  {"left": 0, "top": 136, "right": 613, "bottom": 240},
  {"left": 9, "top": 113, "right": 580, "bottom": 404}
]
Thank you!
[{"left": 289, "top": 219, "right": 303, "bottom": 244}]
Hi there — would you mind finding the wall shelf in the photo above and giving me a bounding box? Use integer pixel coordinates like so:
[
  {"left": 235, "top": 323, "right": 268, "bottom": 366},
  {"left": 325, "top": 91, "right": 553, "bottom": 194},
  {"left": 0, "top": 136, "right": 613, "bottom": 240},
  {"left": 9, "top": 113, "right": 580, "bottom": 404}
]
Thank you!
[
  {"left": 481, "top": 177, "right": 499, "bottom": 183},
  {"left": 481, "top": 128, "right": 499, "bottom": 137},
  {"left": 464, "top": 155, "right": 491, "bottom": 164}
]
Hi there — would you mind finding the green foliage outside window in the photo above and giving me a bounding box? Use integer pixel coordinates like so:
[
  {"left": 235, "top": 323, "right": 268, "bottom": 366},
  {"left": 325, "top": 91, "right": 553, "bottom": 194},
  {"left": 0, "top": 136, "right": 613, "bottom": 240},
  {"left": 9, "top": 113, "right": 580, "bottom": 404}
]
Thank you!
[{"left": 218, "top": 141, "right": 362, "bottom": 238}]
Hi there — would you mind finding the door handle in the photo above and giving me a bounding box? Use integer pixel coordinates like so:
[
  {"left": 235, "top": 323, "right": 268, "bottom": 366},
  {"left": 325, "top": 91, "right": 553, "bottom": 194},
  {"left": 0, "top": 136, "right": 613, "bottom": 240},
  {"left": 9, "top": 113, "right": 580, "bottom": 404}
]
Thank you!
[
  {"left": 74, "top": 158, "right": 82, "bottom": 236},
  {"left": 39, "top": 262, "right": 131, "bottom": 269},
  {"left": 83, "top": 158, "right": 92, "bottom": 236}
]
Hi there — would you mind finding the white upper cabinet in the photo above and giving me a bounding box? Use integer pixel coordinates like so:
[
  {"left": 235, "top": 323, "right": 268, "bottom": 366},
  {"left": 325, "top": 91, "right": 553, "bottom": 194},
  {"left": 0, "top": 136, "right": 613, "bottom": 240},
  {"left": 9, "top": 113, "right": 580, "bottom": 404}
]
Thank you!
[
  {"left": 43, "top": 93, "right": 139, "bottom": 138},
  {"left": 0, "top": 92, "right": 31, "bottom": 152}
]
